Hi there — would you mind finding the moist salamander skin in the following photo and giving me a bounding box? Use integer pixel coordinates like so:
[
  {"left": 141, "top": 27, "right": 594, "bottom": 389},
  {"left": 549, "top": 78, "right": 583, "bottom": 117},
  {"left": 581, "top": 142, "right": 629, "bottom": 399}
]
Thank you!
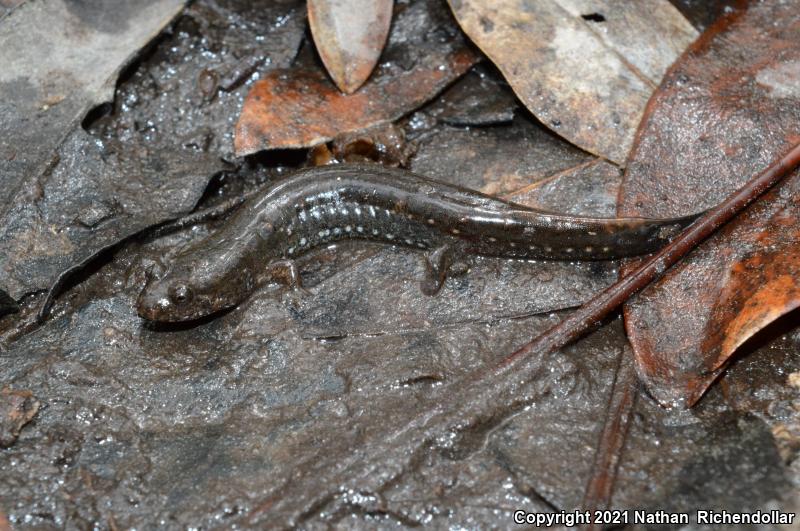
[{"left": 137, "top": 164, "right": 696, "bottom": 322}]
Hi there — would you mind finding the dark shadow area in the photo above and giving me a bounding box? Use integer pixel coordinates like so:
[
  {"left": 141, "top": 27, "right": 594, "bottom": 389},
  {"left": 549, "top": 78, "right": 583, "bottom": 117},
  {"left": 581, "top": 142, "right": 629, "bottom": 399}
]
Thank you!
[{"left": 581, "top": 12, "right": 606, "bottom": 23}]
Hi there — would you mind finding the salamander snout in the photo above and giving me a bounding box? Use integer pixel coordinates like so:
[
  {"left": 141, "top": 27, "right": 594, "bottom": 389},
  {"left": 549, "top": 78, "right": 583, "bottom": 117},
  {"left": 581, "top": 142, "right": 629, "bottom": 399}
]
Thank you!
[
  {"left": 136, "top": 269, "right": 220, "bottom": 323},
  {"left": 137, "top": 261, "right": 254, "bottom": 322}
]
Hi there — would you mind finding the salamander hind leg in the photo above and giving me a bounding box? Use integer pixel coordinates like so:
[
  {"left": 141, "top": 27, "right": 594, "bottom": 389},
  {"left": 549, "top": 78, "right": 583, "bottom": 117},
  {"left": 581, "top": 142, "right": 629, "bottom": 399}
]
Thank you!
[{"left": 420, "top": 245, "right": 455, "bottom": 296}]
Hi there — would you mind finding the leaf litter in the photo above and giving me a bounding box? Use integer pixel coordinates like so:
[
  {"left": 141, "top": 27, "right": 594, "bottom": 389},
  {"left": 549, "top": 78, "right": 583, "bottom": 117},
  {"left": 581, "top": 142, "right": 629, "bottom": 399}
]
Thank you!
[{"left": 0, "top": 0, "right": 798, "bottom": 528}]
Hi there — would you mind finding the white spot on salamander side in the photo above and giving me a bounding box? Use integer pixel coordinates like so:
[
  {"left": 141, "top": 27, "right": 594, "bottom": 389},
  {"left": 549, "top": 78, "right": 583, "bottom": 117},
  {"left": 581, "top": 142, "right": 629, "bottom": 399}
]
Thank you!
[
  {"left": 386, "top": 233, "right": 395, "bottom": 240},
  {"left": 345, "top": 225, "right": 352, "bottom": 232},
  {"left": 299, "top": 237, "right": 307, "bottom": 246},
  {"left": 427, "top": 218, "right": 435, "bottom": 225},
  {"left": 452, "top": 228, "right": 460, "bottom": 235},
  {"left": 357, "top": 226, "right": 364, "bottom": 233},
  {"left": 354, "top": 207, "right": 362, "bottom": 216}
]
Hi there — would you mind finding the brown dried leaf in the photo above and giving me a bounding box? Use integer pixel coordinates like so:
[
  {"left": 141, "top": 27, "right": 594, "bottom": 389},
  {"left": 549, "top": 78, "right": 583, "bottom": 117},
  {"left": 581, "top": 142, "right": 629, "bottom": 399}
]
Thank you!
[
  {"left": 618, "top": 2, "right": 800, "bottom": 407},
  {"left": 308, "top": 0, "right": 393, "bottom": 93},
  {"left": 235, "top": 51, "right": 475, "bottom": 154},
  {"left": 310, "top": 122, "right": 415, "bottom": 167},
  {"left": 235, "top": 1, "right": 478, "bottom": 155},
  {"left": 447, "top": 0, "right": 697, "bottom": 164},
  {"left": 0, "top": 387, "right": 39, "bottom": 447}
]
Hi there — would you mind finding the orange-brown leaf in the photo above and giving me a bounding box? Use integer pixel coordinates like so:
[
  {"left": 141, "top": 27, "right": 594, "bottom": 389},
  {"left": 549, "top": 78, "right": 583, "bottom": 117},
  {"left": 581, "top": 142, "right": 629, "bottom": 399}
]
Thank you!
[
  {"left": 689, "top": 228, "right": 800, "bottom": 404},
  {"left": 235, "top": 50, "right": 477, "bottom": 155}
]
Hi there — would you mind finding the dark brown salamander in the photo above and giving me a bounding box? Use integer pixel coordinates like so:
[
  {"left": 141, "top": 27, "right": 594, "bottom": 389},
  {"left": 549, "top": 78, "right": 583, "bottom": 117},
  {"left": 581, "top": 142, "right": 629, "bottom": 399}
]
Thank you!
[{"left": 137, "top": 164, "right": 697, "bottom": 322}]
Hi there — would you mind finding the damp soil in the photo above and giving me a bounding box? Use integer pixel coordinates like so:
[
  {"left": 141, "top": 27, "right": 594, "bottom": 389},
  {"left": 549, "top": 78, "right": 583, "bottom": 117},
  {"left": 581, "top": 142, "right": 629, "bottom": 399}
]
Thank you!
[{"left": 1, "top": 1, "right": 798, "bottom": 529}]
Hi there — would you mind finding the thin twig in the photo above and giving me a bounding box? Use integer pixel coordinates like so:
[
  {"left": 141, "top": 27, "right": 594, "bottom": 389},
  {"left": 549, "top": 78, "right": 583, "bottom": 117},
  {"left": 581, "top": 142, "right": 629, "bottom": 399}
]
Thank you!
[{"left": 581, "top": 347, "right": 638, "bottom": 531}]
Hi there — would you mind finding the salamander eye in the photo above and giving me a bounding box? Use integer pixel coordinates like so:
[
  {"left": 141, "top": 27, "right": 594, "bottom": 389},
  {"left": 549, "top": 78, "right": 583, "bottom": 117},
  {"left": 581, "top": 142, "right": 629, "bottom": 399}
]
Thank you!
[{"left": 169, "top": 284, "right": 193, "bottom": 305}]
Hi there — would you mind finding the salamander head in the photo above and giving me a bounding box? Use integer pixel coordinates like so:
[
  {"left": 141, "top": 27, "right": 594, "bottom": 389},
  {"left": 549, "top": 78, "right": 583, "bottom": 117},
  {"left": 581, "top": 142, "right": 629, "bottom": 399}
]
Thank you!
[{"left": 137, "top": 254, "right": 255, "bottom": 323}]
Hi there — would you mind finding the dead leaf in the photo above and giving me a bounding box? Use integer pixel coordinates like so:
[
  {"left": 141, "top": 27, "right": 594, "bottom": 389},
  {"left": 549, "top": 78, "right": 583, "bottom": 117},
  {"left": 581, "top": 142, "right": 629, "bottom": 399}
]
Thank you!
[
  {"left": 0, "top": 0, "right": 184, "bottom": 222},
  {"left": 700, "top": 230, "right": 800, "bottom": 397},
  {"left": 0, "top": 0, "right": 185, "bottom": 304},
  {"left": 669, "top": 0, "right": 741, "bottom": 32},
  {"left": 0, "top": 131, "right": 228, "bottom": 301},
  {"left": 506, "top": 158, "right": 622, "bottom": 216},
  {"left": 235, "top": 1, "right": 479, "bottom": 154},
  {"left": 410, "top": 116, "right": 595, "bottom": 196},
  {"left": 308, "top": 0, "right": 393, "bottom": 93},
  {"left": 422, "top": 67, "right": 517, "bottom": 126},
  {"left": 447, "top": 0, "right": 697, "bottom": 164},
  {"left": 0, "top": 387, "right": 39, "bottom": 447},
  {"left": 618, "top": 2, "right": 800, "bottom": 407}
]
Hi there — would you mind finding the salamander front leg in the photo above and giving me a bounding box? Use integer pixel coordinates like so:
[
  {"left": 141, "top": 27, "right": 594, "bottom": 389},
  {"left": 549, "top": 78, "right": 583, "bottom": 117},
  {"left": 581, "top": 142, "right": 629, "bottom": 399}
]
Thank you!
[{"left": 266, "top": 259, "right": 311, "bottom": 296}]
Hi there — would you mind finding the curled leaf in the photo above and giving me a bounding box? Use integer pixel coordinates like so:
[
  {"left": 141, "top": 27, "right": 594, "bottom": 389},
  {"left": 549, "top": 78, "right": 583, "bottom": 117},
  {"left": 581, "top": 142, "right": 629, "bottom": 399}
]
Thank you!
[{"left": 697, "top": 231, "right": 800, "bottom": 403}]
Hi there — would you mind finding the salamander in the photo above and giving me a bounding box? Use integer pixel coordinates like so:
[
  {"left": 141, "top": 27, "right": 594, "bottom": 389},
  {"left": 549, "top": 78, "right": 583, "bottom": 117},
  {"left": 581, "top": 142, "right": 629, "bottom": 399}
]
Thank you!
[{"left": 137, "top": 164, "right": 697, "bottom": 322}]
